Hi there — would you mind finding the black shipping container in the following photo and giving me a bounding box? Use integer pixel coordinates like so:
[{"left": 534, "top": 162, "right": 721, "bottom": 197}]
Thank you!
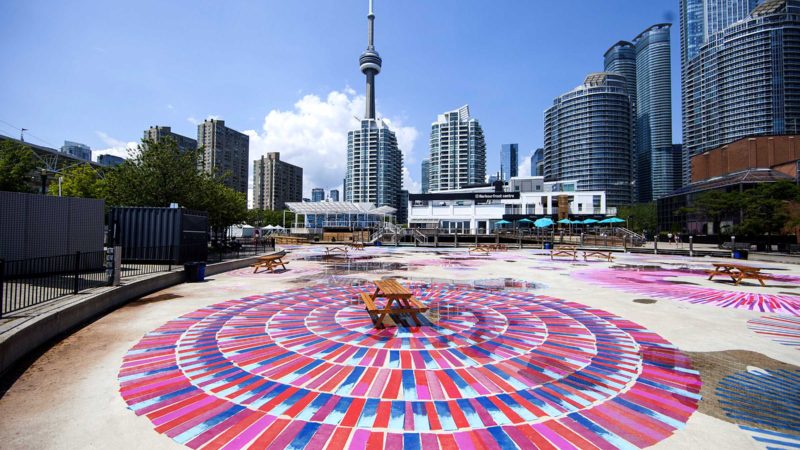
[{"left": 108, "top": 207, "right": 208, "bottom": 264}]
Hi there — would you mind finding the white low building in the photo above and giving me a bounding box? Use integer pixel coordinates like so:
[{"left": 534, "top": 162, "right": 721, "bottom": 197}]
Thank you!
[{"left": 408, "top": 176, "right": 614, "bottom": 234}]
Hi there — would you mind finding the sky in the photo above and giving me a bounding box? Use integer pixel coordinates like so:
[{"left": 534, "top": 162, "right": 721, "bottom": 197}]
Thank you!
[{"left": 0, "top": 0, "right": 682, "bottom": 200}]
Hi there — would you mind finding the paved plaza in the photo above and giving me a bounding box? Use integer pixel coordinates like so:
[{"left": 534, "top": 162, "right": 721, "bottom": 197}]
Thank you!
[{"left": 0, "top": 246, "right": 798, "bottom": 449}]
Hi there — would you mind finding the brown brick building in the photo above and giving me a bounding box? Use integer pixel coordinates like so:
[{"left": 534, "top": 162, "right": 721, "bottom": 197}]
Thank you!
[{"left": 691, "top": 135, "right": 800, "bottom": 183}]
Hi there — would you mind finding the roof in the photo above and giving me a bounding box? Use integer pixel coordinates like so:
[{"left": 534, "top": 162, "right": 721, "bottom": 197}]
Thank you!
[
  {"left": 285, "top": 202, "right": 396, "bottom": 215},
  {"left": 664, "top": 168, "right": 794, "bottom": 197}
]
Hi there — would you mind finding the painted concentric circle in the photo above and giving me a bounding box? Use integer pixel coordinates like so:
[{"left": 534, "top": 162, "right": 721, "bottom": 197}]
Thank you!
[
  {"left": 119, "top": 284, "right": 700, "bottom": 449},
  {"left": 575, "top": 268, "right": 800, "bottom": 316}
]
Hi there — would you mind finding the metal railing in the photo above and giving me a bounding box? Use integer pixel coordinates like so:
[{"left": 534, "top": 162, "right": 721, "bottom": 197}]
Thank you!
[{"left": 0, "top": 250, "right": 107, "bottom": 318}]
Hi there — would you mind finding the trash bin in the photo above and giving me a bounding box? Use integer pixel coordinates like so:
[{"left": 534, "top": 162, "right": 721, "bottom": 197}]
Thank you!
[
  {"left": 184, "top": 262, "right": 206, "bottom": 282},
  {"left": 543, "top": 242, "right": 553, "bottom": 250},
  {"left": 732, "top": 249, "right": 749, "bottom": 260},
  {"left": 375, "top": 241, "right": 382, "bottom": 247}
]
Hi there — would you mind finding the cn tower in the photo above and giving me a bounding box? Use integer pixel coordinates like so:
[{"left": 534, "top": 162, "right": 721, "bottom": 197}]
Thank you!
[{"left": 359, "top": 0, "right": 382, "bottom": 119}]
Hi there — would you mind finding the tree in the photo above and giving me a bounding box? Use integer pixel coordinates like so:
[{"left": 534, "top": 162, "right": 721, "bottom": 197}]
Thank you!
[
  {"left": 48, "top": 164, "right": 106, "bottom": 198},
  {"left": 737, "top": 181, "right": 800, "bottom": 237},
  {"left": 0, "top": 140, "right": 37, "bottom": 192},
  {"left": 617, "top": 202, "right": 656, "bottom": 233},
  {"left": 247, "top": 209, "right": 294, "bottom": 228},
  {"left": 680, "top": 190, "right": 739, "bottom": 235},
  {"left": 104, "top": 138, "right": 248, "bottom": 233}
]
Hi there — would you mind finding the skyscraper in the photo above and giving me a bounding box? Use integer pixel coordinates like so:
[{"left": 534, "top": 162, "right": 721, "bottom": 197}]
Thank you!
[
  {"left": 329, "top": 189, "right": 340, "bottom": 202},
  {"left": 253, "top": 152, "right": 303, "bottom": 210},
  {"left": 680, "top": 0, "right": 777, "bottom": 183},
  {"left": 97, "top": 154, "right": 124, "bottom": 167},
  {"left": 500, "top": 144, "right": 518, "bottom": 181},
  {"left": 604, "top": 41, "right": 637, "bottom": 197},
  {"left": 634, "top": 24, "right": 675, "bottom": 201},
  {"left": 344, "top": 0, "right": 404, "bottom": 211},
  {"left": 428, "top": 105, "right": 486, "bottom": 192},
  {"left": 421, "top": 158, "right": 430, "bottom": 193},
  {"left": 197, "top": 119, "right": 250, "bottom": 194},
  {"left": 544, "top": 73, "right": 633, "bottom": 207},
  {"left": 61, "top": 141, "right": 91, "bottom": 161},
  {"left": 312, "top": 188, "right": 325, "bottom": 202},
  {"left": 144, "top": 126, "right": 197, "bottom": 153},
  {"left": 531, "top": 148, "right": 544, "bottom": 177}
]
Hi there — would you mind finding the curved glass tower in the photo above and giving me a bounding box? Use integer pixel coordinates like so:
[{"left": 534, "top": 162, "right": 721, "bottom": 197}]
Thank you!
[
  {"left": 544, "top": 73, "right": 633, "bottom": 207},
  {"left": 680, "top": 0, "right": 798, "bottom": 183}
]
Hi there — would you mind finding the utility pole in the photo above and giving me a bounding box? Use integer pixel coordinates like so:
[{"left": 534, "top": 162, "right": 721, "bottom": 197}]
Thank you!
[{"left": 20, "top": 128, "right": 27, "bottom": 142}]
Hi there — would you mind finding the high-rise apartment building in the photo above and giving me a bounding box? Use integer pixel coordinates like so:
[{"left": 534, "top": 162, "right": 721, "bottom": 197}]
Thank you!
[
  {"left": 97, "top": 154, "right": 124, "bottom": 167},
  {"left": 428, "top": 105, "right": 486, "bottom": 192},
  {"left": 197, "top": 119, "right": 250, "bottom": 194},
  {"left": 421, "top": 158, "right": 430, "bottom": 193},
  {"left": 500, "top": 144, "right": 518, "bottom": 181},
  {"left": 634, "top": 24, "right": 676, "bottom": 201},
  {"left": 61, "top": 141, "right": 91, "bottom": 161},
  {"left": 312, "top": 188, "right": 325, "bottom": 202},
  {"left": 144, "top": 126, "right": 197, "bottom": 153},
  {"left": 605, "top": 25, "right": 677, "bottom": 202},
  {"left": 531, "top": 148, "right": 544, "bottom": 177},
  {"left": 344, "top": 0, "right": 404, "bottom": 211},
  {"left": 252, "top": 152, "right": 303, "bottom": 211},
  {"left": 679, "top": 0, "right": 797, "bottom": 184},
  {"left": 329, "top": 189, "right": 340, "bottom": 202},
  {"left": 544, "top": 73, "right": 633, "bottom": 207}
]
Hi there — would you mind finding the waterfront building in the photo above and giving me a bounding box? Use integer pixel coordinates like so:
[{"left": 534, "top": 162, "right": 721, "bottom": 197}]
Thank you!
[
  {"left": 344, "top": 0, "right": 403, "bottom": 211},
  {"left": 500, "top": 144, "right": 518, "bottom": 181},
  {"left": 312, "top": 188, "right": 325, "bottom": 202},
  {"left": 97, "top": 154, "right": 124, "bottom": 167},
  {"left": 428, "top": 105, "right": 486, "bottom": 192},
  {"left": 143, "top": 126, "right": 197, "bottom": 153},
  {"left": 197, "top": 119, "right": 249, "bottom": 194},
  {"left": 421, "top": 158, "right": 430, "bottom": 193},
  {"left": 61, "top": 141, "right": 91, "bottom": 161},
  {"left": 681, "top": 0, "right": 797, "bottom": 183},
  {"left": 544, "top": 73, "right": 633, "bottom": 207},
  {"left": 408, "top": 176, "right": 609, "bottom": 233},
  {"left": 252, "top": 152, "right": 303, "bottom": 210}
]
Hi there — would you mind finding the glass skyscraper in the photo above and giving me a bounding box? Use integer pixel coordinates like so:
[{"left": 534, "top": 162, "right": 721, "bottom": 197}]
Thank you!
[
  {"left": 421, "top": 158, "right": 430, "bottom": 193},
  {"left": 500, "top": 144, "right": 518, "bottom": 181},
  {"left": 531, "top": 148, "right": 543, "bottom": 177},
  {"left": 311, "top": 188, "right": 325, "bottom": 202},
  {"left": 680, "top": 0, "right": 789, "bottom": 183},
  {"left": 428, "top": 105, "right": 486, "bottom": 192},
  {"left": 544, "top": 73, "right": 633, "bottom": 207}
]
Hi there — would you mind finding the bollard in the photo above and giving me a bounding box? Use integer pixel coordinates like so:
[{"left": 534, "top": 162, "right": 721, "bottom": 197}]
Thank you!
[
  {"left": 731, "top": 235, "right": 736, "bottom": 258},
  {"left": 454, "top": 232, "right": 458, "bottom": 248},
  {"left": 654, "top": 236, "right": 658, "bottom": 255},
  {"left": 623, "top": 235, "right": 627, "bottom": 252},
  {"left": 580, "top": 233, "right": 584, "bottom": 247},
  {"left": 689, "top": 236, "right": 694, "bottom": 257},
  {"left": 434, "top": 229, "right": 439, "bottom": 248}
]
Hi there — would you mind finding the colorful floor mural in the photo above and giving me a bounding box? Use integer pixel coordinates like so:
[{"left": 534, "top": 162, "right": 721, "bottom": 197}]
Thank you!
[
  {"left": 748, "top": 316, "right": 800, "bottom": 350},
  {"left": 574, "top": 268, "right": 800, "bottom": 316},
  {"left": 717, "top": 369, "right": 800, "bottom": 448},
  {"left": 119, "top": 284, "right": 700, "bottom": 449},
  {"left": 223, "top": 267, "right": 323, "bottom": 279}
]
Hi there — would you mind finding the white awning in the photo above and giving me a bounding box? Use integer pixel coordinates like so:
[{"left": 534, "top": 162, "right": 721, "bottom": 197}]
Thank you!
[{"left": 286, "top": 202, "right": 396, "bottom": 215}]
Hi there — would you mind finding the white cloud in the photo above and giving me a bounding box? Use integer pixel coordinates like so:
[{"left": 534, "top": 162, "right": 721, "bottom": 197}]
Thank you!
[
  {"left": 166, "top": 104, "right": 174, "bottom": 110},
  {"left": 518, "top": 154, "right": 532, "bottom": 177},
  {"left": 93, "top": 131, "right": 137, "bottom": 161},
  {"left": 245, "top": 89, "right": 419, "bottom": 200}
]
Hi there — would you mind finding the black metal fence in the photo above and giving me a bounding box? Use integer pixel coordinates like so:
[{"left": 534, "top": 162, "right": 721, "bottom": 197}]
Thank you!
[
  {"left": 0, "top": 241, "right": 276, "bottom": 318},
  {"left": 0, "top": 251, "right": 107, "bottom": 318}
]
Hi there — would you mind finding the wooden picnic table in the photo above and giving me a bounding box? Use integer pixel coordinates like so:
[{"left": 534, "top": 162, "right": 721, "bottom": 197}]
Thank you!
[
  {"left": 468, "top": 245, "right": 493, "bottom": 255},
  {"left": 583, "top": 250, "right": 614, "bottom": 262},
  {"left": 325, "top": 246, "right": 349, "bottom": 257},
  {"left": 251, "top": 251, "right": 288, "bottom": 273},
  {"left": 707, "top": 262, "right": 769, "bottom": 287},
  {"left": 550, "top": 245, "right": 578, "bottom": 261},
  {"left": 349, "top": 242, "right": 366, "bottom": 250},
  {"left": 358, "top": 279, "right": 429, "bottom": 329}
]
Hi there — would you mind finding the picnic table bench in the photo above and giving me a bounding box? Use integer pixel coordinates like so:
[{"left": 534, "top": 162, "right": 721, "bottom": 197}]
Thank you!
[
  {"left": 583, "top": 250, "right": 614, "bottom": 262},
  {"left": 325, "top": 246, "right": 349, "bottom": 257},
  {"left": 468, "top": 245, "right": 493, "bottom": 255},
  {"left": 359, "top": 279, "right": 429, "bottom": 329},
  {"left": 349, "top": 242, "right": 366, "bottom": 251},
  {"left": 550, "top": 245, "right": 578, "bottom": 261},
  {"left": 707, "top": 263, "right": 770, "bottom": 287},
  {"left": 251, "top": 251, "right": 288, "bottom": 273}
]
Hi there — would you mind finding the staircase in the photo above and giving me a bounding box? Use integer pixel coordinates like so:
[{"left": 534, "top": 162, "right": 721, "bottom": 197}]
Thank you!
[{"left": 612, "top": 227, "right": 646, "bottom": 246}]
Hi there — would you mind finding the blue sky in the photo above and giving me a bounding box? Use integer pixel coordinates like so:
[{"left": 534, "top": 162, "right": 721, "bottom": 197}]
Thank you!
[{"left": 0, "top": 0, "right": 681, "bottom": 196}]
